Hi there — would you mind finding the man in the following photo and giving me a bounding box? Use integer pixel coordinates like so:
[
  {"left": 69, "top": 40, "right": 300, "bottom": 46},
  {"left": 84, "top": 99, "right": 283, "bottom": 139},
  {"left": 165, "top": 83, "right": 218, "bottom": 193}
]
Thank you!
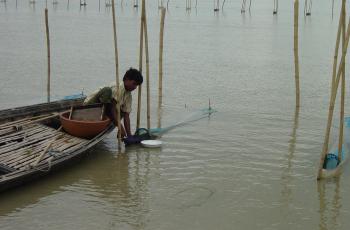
[{"left": 84, "top": 68, "right": 143, "bottom": 138}]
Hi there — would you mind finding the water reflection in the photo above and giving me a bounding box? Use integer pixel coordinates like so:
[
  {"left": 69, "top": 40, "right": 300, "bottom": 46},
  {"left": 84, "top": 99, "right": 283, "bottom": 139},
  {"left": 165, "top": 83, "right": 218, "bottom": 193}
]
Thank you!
[
  {"left": 52, "top": 1, "right": 58, "bottom": 12},
  {"left": 0, "top": 0, "right": 7, "bottom": 10},
  {"left": 0, "top": 142, "right": 159, "bottom": 228},
  {"left": 29, "top": 0, "right": 35, "bottom": 11},
  {"left": 317, "top": 178, "right": 341, "bottom": 230},
  {"left": 281, "top": 106, "right": 299, "bottom": 204}
]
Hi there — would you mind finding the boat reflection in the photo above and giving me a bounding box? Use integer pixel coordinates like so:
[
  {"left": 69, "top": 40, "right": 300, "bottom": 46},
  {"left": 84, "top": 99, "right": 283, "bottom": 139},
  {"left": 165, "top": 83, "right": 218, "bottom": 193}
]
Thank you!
[{"left": 0, "top": 140, "right": 159, "bottom": 228}]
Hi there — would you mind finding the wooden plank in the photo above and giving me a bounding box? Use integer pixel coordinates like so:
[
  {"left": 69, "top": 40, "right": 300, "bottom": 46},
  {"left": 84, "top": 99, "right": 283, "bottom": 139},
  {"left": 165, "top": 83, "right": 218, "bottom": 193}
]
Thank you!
[{"left": 0, "top": 98, "right": 84, "bottom": 124}]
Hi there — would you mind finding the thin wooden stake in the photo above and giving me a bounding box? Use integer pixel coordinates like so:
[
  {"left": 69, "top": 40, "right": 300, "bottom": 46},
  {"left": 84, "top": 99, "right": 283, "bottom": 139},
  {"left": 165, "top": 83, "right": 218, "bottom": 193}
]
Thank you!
[
  {"left": 294, "top": 0, "right": 300, "bottom": 108},
  {"left": 158, "top": 7, "right": 166, "bottom": 129},
  {"left": 142, "top": 0, "right": 151, "bottom": 130},
  {"left": 273, "top": 0, "right": 278, "bottom": 14},
  {"left": 338, "top": 1, "right": 346, "bottom": 162},
  {"left": 100, "top": 104, "right": 105, "bottom": 120},
  {"left": 45, "top": 8, "right": 51, "bottom": 103},
  {"left": 111, "top": 0, "right": 122, "bottom": 149},
  {"left": 68, "top": 106, "right": 74, "bottom": 119}
]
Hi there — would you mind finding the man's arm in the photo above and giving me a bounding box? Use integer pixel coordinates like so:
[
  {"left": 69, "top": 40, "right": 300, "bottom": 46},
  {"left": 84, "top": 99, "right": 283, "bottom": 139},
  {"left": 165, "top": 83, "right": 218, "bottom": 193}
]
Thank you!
[
  {"left": 111, "top": 100, "right": 126, "bottom": 137},
  {"left": 123, "top": 112, "right": 132, "bottom": 137}
]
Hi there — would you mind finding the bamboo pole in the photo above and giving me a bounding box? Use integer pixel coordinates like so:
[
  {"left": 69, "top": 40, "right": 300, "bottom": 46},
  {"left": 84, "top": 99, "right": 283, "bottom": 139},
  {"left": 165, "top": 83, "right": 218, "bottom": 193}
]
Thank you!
[
  {"left": 317, "top": 14, "right": 350, "bottom": 180},
  {"left": 45, "top": 8, "right": 51, "bottom": 103},
  {"left": 100, "top": 104, "right": 105, "bottom": 120},
  {"left": 142, "top": 0, "right": 151, "bottom": 130},
  {"left": 158, "top": 7, "right": 166, "bottom": 129},
  {"left": 111, "top": 0, "right": 122, "bottom": 149},
  {"left": 294, "top": 0, "right": 300, "bottom": 108},
  {"left": 68, "top": 106, "right": 74, "bottom": 119},
  {"left": 31, "top": 134, "right": 63, "bottom": 167},
  {"left": 332, "top": 1, "right": 345, "bottom": 91},
  {"left": 338, "top": 1, "right": 346, "bottom": 162},
  {"left": 136, "top": 0, "right": 145, "bottom": 130}
]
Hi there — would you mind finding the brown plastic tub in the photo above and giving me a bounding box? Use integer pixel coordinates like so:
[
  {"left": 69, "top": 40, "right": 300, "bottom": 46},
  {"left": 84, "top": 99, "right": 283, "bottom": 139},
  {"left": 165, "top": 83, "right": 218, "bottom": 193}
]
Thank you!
[{"left": 60, "top": 106, "right": 111, "bottom": 138}]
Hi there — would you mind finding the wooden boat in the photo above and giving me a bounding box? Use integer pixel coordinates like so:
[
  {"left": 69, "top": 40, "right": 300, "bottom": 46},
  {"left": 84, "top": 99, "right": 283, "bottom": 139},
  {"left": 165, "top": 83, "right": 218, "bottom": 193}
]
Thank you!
[{"left": 0, "top": 97, "right": 114, "bottom": 192}]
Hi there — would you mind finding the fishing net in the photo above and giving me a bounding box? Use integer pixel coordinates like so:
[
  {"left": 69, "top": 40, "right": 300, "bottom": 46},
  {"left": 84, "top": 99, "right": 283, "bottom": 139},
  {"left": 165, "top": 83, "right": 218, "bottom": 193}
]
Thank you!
[{"left": 124, "top": 107, "right": 216, "bottom": 146}]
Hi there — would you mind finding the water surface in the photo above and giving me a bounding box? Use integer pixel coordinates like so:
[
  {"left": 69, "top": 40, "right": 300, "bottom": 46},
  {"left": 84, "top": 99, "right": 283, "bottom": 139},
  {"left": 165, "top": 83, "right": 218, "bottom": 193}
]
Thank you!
[{"left": 1, "top": 0, "right": 350, "bottom": 229}]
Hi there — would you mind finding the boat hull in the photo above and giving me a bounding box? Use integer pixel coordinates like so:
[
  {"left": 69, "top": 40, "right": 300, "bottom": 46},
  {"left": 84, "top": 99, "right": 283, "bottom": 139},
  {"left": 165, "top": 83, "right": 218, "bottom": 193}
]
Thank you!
[{"left": 0, "top": 98, "right": 114, "bottom": 192}]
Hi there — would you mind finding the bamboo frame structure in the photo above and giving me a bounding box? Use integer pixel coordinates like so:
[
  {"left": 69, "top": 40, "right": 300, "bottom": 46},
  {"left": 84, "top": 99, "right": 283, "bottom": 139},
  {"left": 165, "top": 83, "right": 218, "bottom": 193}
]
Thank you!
[
  {"left": 157, "top": 7, "right": 166, "bottom": 129},
  {"left": 294, "top": 0, "right": 300, "bottom": 108},
  {"left": 45, "top": 8, "right": 50, "bottom": 103},
  {"left": 136, "top": 0, "right": 145, "bottom": 130},
  {"left": 318, "top": 0, "right": 346, "bottom": 177},
  {"left": 318, "top": 5, "right": 350, "bottom": 179},
  {"left": 111, "top": 0, "right": 122, "bottom": 149},
  {"left": 332, "top": 2, "right": 345, "bottom": 91}
]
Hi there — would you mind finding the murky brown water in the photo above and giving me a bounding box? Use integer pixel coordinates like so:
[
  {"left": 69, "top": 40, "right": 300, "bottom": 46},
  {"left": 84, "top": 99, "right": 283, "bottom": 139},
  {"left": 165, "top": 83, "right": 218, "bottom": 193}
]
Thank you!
[{"left": 1, "top": 0, "right": 350, "bottom": 229}]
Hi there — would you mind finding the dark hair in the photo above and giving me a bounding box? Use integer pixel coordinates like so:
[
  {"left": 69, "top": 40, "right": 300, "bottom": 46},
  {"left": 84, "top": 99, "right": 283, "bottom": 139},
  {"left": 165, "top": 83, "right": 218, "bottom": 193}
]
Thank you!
[{"left": 123, "top": 68, "right": 143, "bottom": 85}]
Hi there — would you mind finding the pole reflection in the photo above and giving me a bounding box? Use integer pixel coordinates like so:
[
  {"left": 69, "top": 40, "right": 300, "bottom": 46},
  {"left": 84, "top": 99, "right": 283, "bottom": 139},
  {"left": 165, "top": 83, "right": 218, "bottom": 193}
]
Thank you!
[
  {"left": 281, "top": 106, "right": 299, "bottom": 205},
  {"left": 317, "top": 178, "right": 341, "bottom": 230}
]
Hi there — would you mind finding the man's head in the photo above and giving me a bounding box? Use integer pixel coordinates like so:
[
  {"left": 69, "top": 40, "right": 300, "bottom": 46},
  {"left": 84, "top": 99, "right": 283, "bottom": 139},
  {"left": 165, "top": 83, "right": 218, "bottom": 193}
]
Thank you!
[{"left": 123, "top": 68, "right": 143, "bottom": 91}]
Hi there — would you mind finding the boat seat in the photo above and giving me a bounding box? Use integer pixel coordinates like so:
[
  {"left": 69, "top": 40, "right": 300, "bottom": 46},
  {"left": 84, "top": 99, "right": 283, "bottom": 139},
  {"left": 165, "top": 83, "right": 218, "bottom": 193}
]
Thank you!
[{"left": 0, "top": 163, "right": 16, "bottom": 174}]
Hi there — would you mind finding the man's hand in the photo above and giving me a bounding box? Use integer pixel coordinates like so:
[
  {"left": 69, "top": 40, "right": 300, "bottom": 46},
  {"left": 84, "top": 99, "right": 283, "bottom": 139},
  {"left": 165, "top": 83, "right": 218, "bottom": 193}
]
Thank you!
[{"left": 123, "top": 135, "right": 142, "bottom": 145}]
